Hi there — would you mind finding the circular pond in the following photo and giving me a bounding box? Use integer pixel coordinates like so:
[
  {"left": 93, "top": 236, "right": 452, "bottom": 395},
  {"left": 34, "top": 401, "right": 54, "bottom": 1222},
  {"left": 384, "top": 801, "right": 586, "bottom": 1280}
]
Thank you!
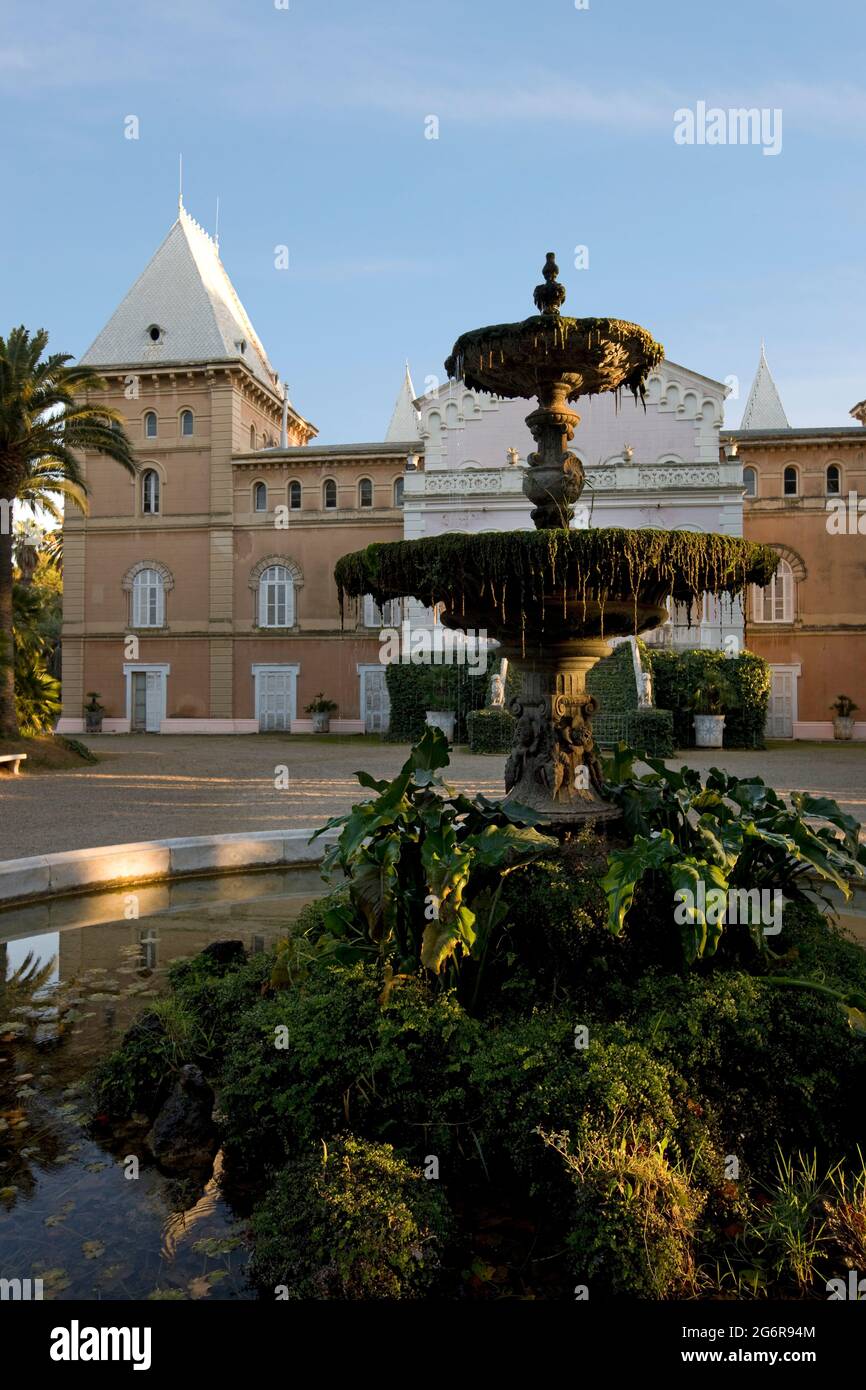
[{"left": 0, "top": 866, "right": 323, "bottom": 1302}]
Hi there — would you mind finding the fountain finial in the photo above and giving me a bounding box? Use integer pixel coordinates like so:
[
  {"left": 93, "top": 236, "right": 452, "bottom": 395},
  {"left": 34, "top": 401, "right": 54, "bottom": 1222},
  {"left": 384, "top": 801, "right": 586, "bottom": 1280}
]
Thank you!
[{"left": 533, "top": 252, "right": 566, "bottom": 316}]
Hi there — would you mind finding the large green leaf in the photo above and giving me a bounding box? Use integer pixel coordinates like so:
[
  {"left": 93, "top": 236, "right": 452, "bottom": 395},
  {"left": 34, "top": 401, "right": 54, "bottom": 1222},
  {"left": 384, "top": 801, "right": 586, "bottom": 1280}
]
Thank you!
[{"left": 602, "top": 831, "right": 678, "bottom": 936}]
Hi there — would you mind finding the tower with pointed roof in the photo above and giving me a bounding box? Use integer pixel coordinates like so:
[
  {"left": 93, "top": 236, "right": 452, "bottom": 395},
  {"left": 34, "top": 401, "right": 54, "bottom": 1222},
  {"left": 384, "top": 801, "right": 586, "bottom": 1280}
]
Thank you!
[
  {"left": 60, "top": 202, "right": 317, "bottom": 733},
  {"left": 739, "top": 344, "right": 789, "bottom": 430}
]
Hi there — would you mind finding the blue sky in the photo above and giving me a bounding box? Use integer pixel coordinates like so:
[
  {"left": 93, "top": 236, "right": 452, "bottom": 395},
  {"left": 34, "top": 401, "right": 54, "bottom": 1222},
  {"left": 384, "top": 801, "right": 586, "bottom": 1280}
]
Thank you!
[{"left": 1, "top": 0, "right": 864, "bottom": 441}]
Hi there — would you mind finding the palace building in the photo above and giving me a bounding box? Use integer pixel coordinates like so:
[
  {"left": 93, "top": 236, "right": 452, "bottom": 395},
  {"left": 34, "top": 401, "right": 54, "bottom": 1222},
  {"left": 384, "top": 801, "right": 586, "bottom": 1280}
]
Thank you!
[{"left": 58, "top": 203, "right": 415, "bottom": 735}]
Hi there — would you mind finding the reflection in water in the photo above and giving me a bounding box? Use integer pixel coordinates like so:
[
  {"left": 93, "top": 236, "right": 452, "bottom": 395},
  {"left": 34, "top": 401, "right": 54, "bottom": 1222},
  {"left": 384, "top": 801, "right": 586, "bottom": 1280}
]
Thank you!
[{"left": 0, "top": 867, "right": 323, "bottom": 1301}]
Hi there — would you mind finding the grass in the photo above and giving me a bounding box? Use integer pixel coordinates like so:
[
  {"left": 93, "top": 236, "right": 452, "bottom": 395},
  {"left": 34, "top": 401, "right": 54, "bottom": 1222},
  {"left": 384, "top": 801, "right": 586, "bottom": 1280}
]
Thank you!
[{"left": 0, "top": 733, "right": 97, "bottom": 772}]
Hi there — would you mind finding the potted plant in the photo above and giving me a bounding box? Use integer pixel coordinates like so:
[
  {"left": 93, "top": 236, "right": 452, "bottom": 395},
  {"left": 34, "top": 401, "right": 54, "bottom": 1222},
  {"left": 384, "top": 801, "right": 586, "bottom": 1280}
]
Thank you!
[
  {"left": 424, "top": 670, "right": 456, "bottom": 745},
  {"left": 305, "top": 693, "right": 338, "bottom": 733},
  {"left": 84, "top": 691, "right": 105, "bottom": 734},
  {"left": 831, "top": 694, "right": 858, "bottom": 741},
  {"left": 692, "top": 674, "right": 737, "bottom": 749}
]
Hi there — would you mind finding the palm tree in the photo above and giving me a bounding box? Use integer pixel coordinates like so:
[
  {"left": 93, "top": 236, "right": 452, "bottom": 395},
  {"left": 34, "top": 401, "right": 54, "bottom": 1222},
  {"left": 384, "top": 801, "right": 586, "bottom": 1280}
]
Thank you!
[{"left": 0, "top": 327, "right": 136, "bottom": 737}]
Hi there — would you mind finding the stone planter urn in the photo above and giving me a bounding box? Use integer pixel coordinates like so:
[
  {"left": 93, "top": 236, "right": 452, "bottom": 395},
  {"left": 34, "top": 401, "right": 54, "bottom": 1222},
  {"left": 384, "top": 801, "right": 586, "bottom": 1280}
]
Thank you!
[
  {"left": 831, "top": 696, "right": 858, "bottom": 741},
  {"left": 84, "top": 693, "right": 105, "bottom": 734},
  {"left": 694, "top": 713, "right": 725, "bottom": 748},
  {"left": 425, "top": 710, "right": 456, "bottom": 744},
  {"left": 305, "top": 693, "right": 337, "bottom": 734}
]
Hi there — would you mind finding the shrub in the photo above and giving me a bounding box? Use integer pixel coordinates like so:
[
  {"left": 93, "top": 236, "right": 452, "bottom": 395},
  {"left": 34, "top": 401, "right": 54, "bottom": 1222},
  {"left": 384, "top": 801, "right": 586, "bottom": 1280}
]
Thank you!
[
  {"left": 249, "top": 1136, "right": 452, "bottom": 1299},
  {"left": 541, "top": 1123, "right": 701, "bottom": 1298},
  {"left": 646, "top": 648, "right": 771, "bottom": 748},
  {"left": 466, "top": 707, "right": 515, "bottom": 753},
  {"left": 384, "top": 663, "right": 487, "bottom": 743},
  {"left": 628, "top": 707, "right": 674, "bottom": 757}
]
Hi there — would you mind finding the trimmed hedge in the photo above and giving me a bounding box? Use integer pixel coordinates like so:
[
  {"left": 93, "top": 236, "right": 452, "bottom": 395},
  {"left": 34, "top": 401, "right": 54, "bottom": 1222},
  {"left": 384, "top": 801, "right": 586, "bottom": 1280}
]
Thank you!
[
  {"left": 646, "top": 648, "right": 770, "bottom": 749},
  {"left": 628, "top": 708, "right": 675, "bottom": 757},
  {"left": 467, "top": 707, "right": 516, "bottom": 753},
  {"left": 384, "top": 663, "right": 488, "bottom": 744}
]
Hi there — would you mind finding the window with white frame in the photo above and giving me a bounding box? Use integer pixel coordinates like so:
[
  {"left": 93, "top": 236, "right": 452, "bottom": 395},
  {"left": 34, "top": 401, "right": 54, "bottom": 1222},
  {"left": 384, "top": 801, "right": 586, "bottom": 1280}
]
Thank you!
[
  {"left": 359, "top": 478, "right": 373, "bottom": 508},
  {"left": 783, "top": 466, "right": 798, "bottom": 497},
  {"left": 752, "top": 558, "right": 794, "bottom": 623},
  {"left": 254, "top": 481, "right": 268, "bottom": 512},
  {"left": 743, "top": 465, "right": 757, "bottom": 498},
  {"left": 363, "top": 594, "right": 401, "bottom": 628},
  {"left": 323, "top": 479, "right": 337, "bottom": 509},
  {"left": 180, "top": 409, "right": 194, "bottom": 437},
  {"left": 144, "top": 411, "right": 158, "bottom": 439},
  {"left": 393, "top": 477, "right": 404, "bottom": 507},
  {"left": 258, "top": 564, "right": 294, "bottom": 627},
  {"left": 131, "top": 568, "right": 165, "bottom": 627},
  {"left": 289, "top": 480, "right": 302, "bottom": 509},
  {"left": 142, "top": 469, "right": 160, "bottom": 515},
  {"left": 826, "top": 464, "right": 841, "bottom": 496}
]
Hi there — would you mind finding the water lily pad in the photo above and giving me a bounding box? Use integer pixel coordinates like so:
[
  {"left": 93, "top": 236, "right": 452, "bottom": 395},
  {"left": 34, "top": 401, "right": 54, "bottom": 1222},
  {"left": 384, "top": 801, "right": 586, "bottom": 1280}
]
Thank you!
[
  {"left": 192, "top": 1234, "right": 245, "bottom": 1257},
  {"left": 82, "top": 1240, "right": 105, "bottom": 1260},
  {"left": 147, "top": 1288, "right": 186, "bottom": 1300},
  {"left": 0, "top": 1185, "right": 19, "bottom": 1199}
]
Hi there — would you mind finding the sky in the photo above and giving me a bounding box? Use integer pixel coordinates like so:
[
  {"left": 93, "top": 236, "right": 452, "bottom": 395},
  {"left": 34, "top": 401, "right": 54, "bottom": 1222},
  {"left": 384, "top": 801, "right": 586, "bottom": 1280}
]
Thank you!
[{"left": 0, "top": 0, "right": 864, "bottom": 443}]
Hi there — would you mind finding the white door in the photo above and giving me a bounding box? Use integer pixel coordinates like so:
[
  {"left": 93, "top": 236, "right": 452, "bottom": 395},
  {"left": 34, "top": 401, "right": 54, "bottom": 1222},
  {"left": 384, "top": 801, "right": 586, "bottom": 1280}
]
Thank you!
[
  {"left": 257, "top": 670, "right": 292, "bottom": 731},
  {"left": 767, "top": 668, "right": 795, "bottom": 738},
  {"left": 361, "top": 667, "right": 390, "bottom": 733},
  {"left": 131, "top": 670, "right": 164, "bottom": 733},
  {"left": 144, "top": 672, "right": 162, "bottom": 732}
]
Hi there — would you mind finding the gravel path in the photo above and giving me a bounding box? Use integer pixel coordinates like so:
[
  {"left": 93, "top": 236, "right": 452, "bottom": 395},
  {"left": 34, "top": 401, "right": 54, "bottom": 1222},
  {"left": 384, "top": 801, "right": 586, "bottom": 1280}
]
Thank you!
[{"left": 0, "top": 735, "right": 863, "bottom": 861}]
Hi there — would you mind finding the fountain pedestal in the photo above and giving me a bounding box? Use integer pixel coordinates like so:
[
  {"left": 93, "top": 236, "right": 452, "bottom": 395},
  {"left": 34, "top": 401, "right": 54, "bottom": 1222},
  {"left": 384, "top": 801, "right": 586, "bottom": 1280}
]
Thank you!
[{"left": 499, "top": 637, "right": 621, "bottom": 827}]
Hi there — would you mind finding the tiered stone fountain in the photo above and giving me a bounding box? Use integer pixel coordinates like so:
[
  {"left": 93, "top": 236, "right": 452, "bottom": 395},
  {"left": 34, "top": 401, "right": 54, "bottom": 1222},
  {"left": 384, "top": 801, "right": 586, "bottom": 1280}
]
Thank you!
[{"left": 336, "top": 255, "right": 778, "bottom": 828}]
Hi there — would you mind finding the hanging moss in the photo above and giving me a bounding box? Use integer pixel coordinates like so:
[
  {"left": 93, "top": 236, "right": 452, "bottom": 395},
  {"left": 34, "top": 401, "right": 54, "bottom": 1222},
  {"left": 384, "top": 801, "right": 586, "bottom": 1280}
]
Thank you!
[
  {"left": 335, "top": 529, "right": 780, "bottom": 638},
  {"left": 443, "top": 315, "right": 665, "bottom": 403}
]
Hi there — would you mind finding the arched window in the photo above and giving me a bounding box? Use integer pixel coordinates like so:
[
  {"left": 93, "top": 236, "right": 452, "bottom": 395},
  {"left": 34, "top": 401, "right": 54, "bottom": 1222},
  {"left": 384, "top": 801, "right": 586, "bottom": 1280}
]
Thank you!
[
  {"left": 144, "top": 411, "right": 157, "bottom": 439},
  {"left": 131, "top": 568, "right": 165, "bottom": 627},
  {"left": 323, "top": 479, "right": 337, "bottom": 509},
  {"left": 180, "top": 409, "right": 194, "bottom": 437},
  {"left": 250, "top": 425, "right": 257, "bottom": 449},
  {"left": 254, "top": 482, "right": 268, "bottom": 513},
  {"left": 393, "top": 477, "right": 404, "bottom": 507},
  {"left": 783, "top": 466, "right": 798, "bottom": 497},
  {"left": 142, "top": 469, "right": 160, "bottom": 515},
  {"left": 258, "top": 564, "right": 294, "bottom": 628},
  {"left": 743, "top": 466, "right": 757, "bottom": 498},
  {"left": 752, "top": 558, "right": 794, "bottom": 624},
  {"left": 359, "top": 478, "right": 373, "bottom": 508},
  {"left": 826, "top": 464, "right": 841, "bottom": 496},
  {"left": 289, "top": 480, "right": 302, "bottom": 510}
]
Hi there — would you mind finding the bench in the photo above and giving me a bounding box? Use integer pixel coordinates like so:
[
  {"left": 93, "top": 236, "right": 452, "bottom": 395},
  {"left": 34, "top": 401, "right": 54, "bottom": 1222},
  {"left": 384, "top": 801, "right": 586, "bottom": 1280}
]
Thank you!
[{"left": 0, "top": 754, "right": 27, "bottom": 775}]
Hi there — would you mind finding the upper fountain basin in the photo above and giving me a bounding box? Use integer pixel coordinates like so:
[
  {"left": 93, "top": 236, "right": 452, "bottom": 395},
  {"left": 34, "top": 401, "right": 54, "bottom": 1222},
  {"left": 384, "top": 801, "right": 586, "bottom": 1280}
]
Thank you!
[{"left": 444, "top": 314, "right": 665, "bottom": 404}]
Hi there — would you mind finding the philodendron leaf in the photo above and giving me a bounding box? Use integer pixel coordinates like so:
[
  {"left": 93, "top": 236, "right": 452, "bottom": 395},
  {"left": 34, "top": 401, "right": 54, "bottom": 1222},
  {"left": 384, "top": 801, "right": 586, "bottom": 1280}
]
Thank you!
[
  {"left": 669, "top": 859, "right": 729, "bottom": 962},
  {"left": 601, "top": 831, "right": 677, "bottom": 936},
  {"left": 463, "top": 822, "right": 557, "bottom": 868}
]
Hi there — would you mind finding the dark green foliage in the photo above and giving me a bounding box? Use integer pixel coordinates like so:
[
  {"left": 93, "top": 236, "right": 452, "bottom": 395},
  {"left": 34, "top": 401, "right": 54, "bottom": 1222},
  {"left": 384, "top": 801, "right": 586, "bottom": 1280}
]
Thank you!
[
  {"left": 466, "top": 706, "right": 515, "bottom": 753},
  {"left": 542, "top": 1124, "right": 701, "bottom": 1298},
  {"left": 249, "top": 1135, "right": 452, "bottom": 1299},
  {"left": 384, "top": 661, "right": 487, "bottom": 743},
  {"left": 335, "top": 529, "right": 780, "bottom": 632},
  {"left": 312, "top": 726, "right": 557, "bottom": 990},
  {"left": 586, "top": 641, "right": 638, "bottom": 714},
  {"left": 601, "top": 746, "right": 866, "bottom": 964},
  {"left": 646, "top": 648, "right": 771, "bottom": 749},
  {"left": 627, "top": 707, "right": 675, "bottom": 757}
]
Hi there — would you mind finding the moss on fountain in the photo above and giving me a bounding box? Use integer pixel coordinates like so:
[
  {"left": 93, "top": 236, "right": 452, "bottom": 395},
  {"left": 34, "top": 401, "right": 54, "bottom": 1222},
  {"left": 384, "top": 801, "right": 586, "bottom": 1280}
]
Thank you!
[
  {"left": 335, "top": 528, "right": 780, "bottom": 635},
  {"left": 444, "top": 314, "right": 665, "bottom": 403}
]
